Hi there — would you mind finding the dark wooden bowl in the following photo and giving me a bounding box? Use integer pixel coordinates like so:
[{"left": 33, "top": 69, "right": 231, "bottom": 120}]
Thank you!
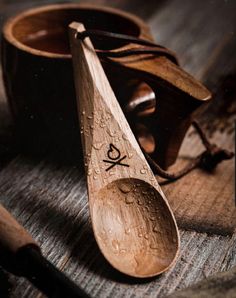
[{"left": 1, "top": 3, "right": 152, "bottom": 162}]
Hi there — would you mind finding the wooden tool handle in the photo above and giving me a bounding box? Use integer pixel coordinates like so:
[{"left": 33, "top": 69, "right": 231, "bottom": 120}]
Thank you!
[{"left": 0, "top": 204, "right": 37, "bottom": 254}]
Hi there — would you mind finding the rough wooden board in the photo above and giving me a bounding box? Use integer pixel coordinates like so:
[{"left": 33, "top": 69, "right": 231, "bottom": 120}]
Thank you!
[
  {"left": 167, "top": 266, "right": 236, "bottom": 298},
  {"left": 161, "top": 128, "right": 235, "bottom": 235},
  {"left": 0, "top": 157, "right": 235, "bottom": 297},
  {"left": 148, "top": 0, "right": 236, "bottom": 78},
  {"left": 0, "top": 0, "right": 235, "bottom": 297}
]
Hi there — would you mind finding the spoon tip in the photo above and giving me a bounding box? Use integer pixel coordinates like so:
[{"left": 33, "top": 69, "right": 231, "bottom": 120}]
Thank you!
[{"left": 91, "top": 178, "right": 179, "bottom": 278}]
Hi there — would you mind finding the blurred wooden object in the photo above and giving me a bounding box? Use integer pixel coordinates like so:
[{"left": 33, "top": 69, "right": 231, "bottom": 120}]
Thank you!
[{"left": 0, "top": 204, "right": 36, "bottom": 253}]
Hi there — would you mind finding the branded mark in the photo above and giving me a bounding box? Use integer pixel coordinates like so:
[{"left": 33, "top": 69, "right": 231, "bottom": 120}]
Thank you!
[{"left": 103, "top": 144, "right": 129, "bottom": 171}]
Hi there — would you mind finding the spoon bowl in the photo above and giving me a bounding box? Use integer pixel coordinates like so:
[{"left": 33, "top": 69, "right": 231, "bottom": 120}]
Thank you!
[{"left": 93, "top": 178, "right": 178, "bottom": 277}]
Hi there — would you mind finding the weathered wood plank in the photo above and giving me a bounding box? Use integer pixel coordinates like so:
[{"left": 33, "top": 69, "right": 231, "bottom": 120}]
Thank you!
[
  {"left": 0, "top": 0, "right": 235, "bottom": 297},
  {"left": 162, "top": 127, "right": 235, "bottom": 235},
  {"left": 149, "top": 0, "right": 236, "bottom": 77},
  {"left": 0, "top": 157, "right": 235, "bottom": 297},
  {"left": 168, "top": 266, "right": 236, "bottom": 298}
]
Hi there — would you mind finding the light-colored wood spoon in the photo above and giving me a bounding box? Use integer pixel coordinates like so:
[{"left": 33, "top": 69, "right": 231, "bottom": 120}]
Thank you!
[{"left": 69, "top": 22, "right": 179, "bottom": 278}]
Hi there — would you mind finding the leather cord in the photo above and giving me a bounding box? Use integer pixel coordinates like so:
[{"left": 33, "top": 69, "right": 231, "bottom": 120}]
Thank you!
[
  {"left": 76, "top": 29, "right": 179, "bottom": 64},
  {"left": 144, "top": 121, "right": 234, "bottom": 183}
]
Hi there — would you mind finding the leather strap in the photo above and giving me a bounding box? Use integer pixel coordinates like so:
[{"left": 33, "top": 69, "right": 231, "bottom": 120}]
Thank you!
[{"left": 76, "top": 29, "right": 179, "bottom": 64}]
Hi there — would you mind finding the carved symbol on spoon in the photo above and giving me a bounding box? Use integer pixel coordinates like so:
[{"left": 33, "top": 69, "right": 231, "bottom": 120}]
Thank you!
[{"left": 103, "top": 144, "right": 129, "bottom": 171}]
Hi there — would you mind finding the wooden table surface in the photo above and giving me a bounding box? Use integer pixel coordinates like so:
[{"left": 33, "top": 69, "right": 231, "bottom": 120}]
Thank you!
[{"left": 0, "top": 0, "right": 235, "bottom": 297}]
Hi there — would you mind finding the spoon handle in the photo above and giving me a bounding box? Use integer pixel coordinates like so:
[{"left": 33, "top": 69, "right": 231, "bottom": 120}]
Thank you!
[{"left": 69, "top": 22, "right": 161, "bottom": 192}]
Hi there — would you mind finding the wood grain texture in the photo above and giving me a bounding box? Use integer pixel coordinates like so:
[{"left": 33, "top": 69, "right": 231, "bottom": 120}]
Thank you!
[
  {"left": 167, "top": 266, "right": 236, "bottom": 298},
  {"left": 69, "top": 22, "right": 179, "bottom": 277},
  {"left": 0, "top": 0, "right": 235, "bottom": 297},
  {"left": 161, "top": 127, "right": 235, "bottom": 235}
]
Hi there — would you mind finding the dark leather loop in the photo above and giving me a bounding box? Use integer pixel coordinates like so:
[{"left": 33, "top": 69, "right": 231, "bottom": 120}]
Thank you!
[{"left": 76, "top": 29, "right": 179, "bottom": 65}]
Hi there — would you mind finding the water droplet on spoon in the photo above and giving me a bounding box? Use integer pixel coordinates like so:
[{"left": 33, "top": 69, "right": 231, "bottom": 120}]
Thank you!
[
  {"left": 125, "top": 193, "right": 135, "bottom": 204},
  {"left": 93, "top": 142, "right": 105, "bottom": 150},
  {"left": 118, "top": 182, "right": 132, "bottom": 193}
]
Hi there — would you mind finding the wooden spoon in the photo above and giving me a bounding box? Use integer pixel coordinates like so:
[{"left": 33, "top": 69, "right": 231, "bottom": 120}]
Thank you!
[{"left": 69, "top": 22, "right": 179, "bottom": 278}]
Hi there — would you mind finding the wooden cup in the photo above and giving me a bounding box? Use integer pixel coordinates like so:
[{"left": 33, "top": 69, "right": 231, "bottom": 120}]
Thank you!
[
  {"left": 1, "top": 3, "right": 211, "bottom": 167},
  {"left": 1, "top": 3, "right": 152, "bottom": 162}
]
